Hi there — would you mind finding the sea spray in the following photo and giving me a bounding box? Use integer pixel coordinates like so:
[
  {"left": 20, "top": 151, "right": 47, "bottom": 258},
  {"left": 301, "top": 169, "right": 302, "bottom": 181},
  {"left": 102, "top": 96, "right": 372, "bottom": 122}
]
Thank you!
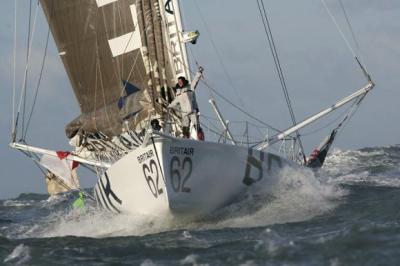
[
  {"left": 204, "top": 165, "right": 346, "bottom": 229},
  {"left": 38, "top": 164, "right": 345, "bottom": 237}
]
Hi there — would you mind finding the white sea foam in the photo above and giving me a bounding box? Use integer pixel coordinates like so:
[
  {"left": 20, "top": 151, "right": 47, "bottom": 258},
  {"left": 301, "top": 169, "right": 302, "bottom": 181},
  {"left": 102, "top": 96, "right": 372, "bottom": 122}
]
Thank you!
[
  {"left": 2, "top": 200, "right": 35, "bottom": 207},
  {"left": 3, "top": 244, "right": 31, "bottom": 265},
  {"left": 40, "top": 206, "right": 178, "bottom": 238},
  {"left": 140, "top": 259, "right": 157, "bottom": 266},
  {"left": 253, "top": 228, "right": 295, "bottom": 257},
  {"left": 201, "top": 166, "right": 345, "bottom": 229},
  {"left": 182, "top": 230, "right": 193, "bottom": 239},
  {"left": 180, "top": 254, "right": 209, "bottom": 266},
  {"left": 323, "top": 146, "right": 400, "bottom": 187},
  {"left": 37, "top": 165, "right": 344, "bottom": 238}
]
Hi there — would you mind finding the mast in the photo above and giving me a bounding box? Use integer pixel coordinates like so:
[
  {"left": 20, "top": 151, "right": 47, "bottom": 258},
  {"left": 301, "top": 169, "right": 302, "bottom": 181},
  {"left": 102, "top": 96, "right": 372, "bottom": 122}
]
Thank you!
[{"left": 159, "top": 0, "right": 191, "bottom": 81}]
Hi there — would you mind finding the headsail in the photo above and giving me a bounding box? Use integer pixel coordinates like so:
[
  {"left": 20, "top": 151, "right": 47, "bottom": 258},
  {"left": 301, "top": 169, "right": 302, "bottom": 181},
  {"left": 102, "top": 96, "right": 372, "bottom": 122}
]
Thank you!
[{"left": 40, "top": 0, "right": 191, "bottom": 138}]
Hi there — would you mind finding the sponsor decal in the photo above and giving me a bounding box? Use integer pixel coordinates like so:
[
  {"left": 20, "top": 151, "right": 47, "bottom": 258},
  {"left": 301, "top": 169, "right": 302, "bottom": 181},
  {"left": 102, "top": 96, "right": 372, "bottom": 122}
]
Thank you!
[
  {"left": 142, "top": 159, "right": 164, "bottom": 198},
  {"left": 137, "top": 150, "right": 155, "bottom": 164},
  {"left": 170, "top": 156, "right": 192, "bottom": 193},
  {"left": 169, "top": 146, "right": 194, "bottom": 157},
  {"left": 97, "top": 172, "right": 122, "bottom": 213},
  {"left": 165, "top": 0, "right": 173, "bottom": 14},
  {"left": 242, "top": 150, "right": 283, "bottom": 186}
]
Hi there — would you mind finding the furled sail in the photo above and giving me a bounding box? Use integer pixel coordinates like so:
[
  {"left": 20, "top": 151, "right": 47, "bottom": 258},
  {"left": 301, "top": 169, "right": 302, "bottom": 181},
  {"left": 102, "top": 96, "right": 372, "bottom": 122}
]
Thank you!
[{"left": 40, "top": 0, "right": 190, "bottom": 138}]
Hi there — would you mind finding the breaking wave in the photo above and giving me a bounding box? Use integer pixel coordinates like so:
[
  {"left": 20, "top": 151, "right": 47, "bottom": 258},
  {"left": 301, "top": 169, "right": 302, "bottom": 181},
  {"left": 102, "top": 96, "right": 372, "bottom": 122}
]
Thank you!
[{"left": 323, "top": 144, "right": 400, "bottom": 187}]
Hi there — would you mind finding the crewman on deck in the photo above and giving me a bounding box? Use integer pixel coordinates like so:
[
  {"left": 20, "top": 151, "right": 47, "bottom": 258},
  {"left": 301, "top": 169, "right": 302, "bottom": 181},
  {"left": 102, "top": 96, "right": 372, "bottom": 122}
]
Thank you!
[{"left": 168, "top": 66, "right": 204, "bottom": 139}]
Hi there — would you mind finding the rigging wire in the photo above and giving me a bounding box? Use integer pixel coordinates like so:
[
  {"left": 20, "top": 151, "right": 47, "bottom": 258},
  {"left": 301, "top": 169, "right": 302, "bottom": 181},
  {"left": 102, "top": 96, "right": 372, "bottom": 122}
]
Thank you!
[
  {"left": 256, "top": 0, "right": 306, "bottom": 161},
  {"left": 321, "top": 0, "right": 357, "bottom": 59},
  {"left": 201, "top": 113, "right": 270, "bottom": 143},
  {"left": 321, "top": 0, "right": 373, "bottom": 97},
  {"left": 318, "top": 0, "right": 373, "bottom": 137},
  {"left": 163, "top": 39, "right": 286, "bottom": 135},
  {"left": 12, "top": 0, "right": 18, "bottom": 141},
  {"left": 22, "top": 0, "right": 33, "bottom": 138},
  {"left": 338, "top": 1, "right": 361, "bottom": 53},
  {"left": 201, "top": 113, "right": 274, "bottom": 128},
  {"left": 192, "top": 1, "right": 249, "bottom": 112},
  {"left": 256, "top": 0, "right": 294, "bottom": 123},
  {"left": 200, "top": 114, "right": 224, "bottom": 132},
  {"left": 334, "top": 94, "right": 367, "bottom": 140},
  {"left": 301, "top": 96, "right": 361, "bottom": 136},
  {"left": 201, "top": 78, "right": 292, "bottom": 136},
  {"left": 337, "top": 0, "right": 370, "bottom": 74},
  {"left": 16, "top": 1, "right": 39, "bottom": 140},
  {"left": 23, "top": 26, "right": 51, "bottom": 140},
  {"left": 200, "top": 122, "right": 262, "bottom": 145},
  {"left": 116, "top": 2, "right": 126, "bottom": 80},
  {"left": 322, "top": 0, "right": 372, "bottom": 81}
]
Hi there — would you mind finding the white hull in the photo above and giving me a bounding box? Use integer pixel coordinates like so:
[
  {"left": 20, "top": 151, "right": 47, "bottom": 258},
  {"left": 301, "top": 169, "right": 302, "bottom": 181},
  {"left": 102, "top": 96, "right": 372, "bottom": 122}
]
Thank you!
[{"left": 94, "top": 133, "right": 294, "bottom": 218}]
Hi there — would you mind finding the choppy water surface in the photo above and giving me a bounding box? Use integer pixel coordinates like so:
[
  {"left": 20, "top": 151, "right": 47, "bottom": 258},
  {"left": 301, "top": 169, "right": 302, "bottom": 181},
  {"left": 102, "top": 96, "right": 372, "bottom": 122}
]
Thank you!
[{"left": 1, "top": 145, "right": 400, "bottom": 265}]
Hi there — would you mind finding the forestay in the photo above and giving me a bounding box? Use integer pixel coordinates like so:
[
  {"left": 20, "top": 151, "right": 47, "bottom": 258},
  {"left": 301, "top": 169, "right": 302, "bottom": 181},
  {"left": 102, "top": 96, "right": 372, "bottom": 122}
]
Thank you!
[{"left": 40, "top": 0, "right": 190, "bottom": 138}]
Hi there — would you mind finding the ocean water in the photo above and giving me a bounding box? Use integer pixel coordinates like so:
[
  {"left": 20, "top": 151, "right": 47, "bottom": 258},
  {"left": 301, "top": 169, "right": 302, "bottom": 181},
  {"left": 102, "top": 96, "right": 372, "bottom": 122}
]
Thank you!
[{"left": 1, "top": 145, "right": 400, "bottom": 265}]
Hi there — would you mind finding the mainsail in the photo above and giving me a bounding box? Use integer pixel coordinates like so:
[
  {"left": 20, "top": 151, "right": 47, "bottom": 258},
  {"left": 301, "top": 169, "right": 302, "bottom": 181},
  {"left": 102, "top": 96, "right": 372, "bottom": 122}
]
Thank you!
[{"left": 40, "top": 0, "right": 190, "bottom": 138}]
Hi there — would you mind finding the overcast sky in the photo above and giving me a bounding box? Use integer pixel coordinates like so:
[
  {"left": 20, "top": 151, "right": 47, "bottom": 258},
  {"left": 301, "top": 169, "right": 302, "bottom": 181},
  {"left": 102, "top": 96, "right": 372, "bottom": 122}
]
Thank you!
[{"left": 1, "top": 0, "right": 399, "bottom": 199}]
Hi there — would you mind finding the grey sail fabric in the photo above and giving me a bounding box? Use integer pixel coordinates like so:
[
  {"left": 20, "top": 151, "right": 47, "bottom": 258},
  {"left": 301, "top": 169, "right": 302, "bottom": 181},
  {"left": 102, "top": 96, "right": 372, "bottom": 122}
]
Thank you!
[{"left": 40, "top": 0, "right": 187, "bottom": 137}]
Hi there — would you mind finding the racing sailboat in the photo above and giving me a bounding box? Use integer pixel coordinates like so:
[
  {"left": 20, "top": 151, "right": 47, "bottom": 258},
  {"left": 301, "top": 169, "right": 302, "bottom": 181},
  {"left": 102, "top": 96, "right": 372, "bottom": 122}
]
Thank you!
[{"left": 11, "top": 0, "right": 374, "bottom": 217}]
